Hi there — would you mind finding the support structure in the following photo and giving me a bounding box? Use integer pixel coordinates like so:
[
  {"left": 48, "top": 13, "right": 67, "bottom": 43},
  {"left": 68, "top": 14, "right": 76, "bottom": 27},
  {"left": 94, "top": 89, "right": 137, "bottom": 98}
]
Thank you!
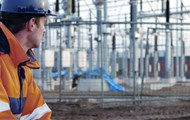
[
  {"left": 103, "top": 0, "right": 108, "bottom": 70},
  {"left": 111, "top": 33, "right": 116, "bottom": 78},
  {"left": 130, "top": 0, "right": 138, "bottom": 97},
  {"left": 179, "top": 1, "right": 185, "bottom": 80},
  {"left": 96, "top": 4, "right": 102, "bottom": 68},
  {"left": 176, "top": 0, "right": 179, "bottom": 80},
  {"left": 165, "top": 0, "right": 171, "bottom": 78},
  {"left": 89, "top": 10, "right": 93, "bottom": 71},
  {"left": 154, "top": 32, "right": 159, "bottom": 78},
  {"left": 122, "top": 14, "right": 128, "bottom": 79}
]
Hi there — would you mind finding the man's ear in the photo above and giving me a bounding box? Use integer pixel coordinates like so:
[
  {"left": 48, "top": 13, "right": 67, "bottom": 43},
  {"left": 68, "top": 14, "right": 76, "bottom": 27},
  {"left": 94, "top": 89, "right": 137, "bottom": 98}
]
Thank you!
[{"left": 27, "top": 18, "right": 36, "bottom": 31}]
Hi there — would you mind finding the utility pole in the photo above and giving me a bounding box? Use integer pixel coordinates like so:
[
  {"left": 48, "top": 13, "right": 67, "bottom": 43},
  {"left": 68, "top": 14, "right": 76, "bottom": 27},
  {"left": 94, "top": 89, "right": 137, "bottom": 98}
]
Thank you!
[
  {"left": 103, "top": 0, "right": 108, "bottom": 70},
  {"left": 154, "top": 30, "right": 159, "bottom": 78},
  {"left": 89, "top": 10, "right": 93, "bottom": 71},
  {"left": 96, "top": 2, "right": 102, "bottom": 68},
  {"left": 77, "top": 0, "right": 81, "bottom": 68},
  {"left": 93, "top": 0, "right": 103, "bottom": 68},
  {"left": 165, "top": 0, "right": 171, "bottom": 78},
  {"left": 180, "top": 1, "right": 185, "bottom": 80},
  {"left": 58, "top": 29, "right": 63, "bottom": 102},
  {"left": 122, "top": 14, "right": 128, "bottom": 80},
  {"left": 140, "top": 0, "right": 144, "bottom": 78},
  {"left": 130, "top": 0, "right": 138, "bottom": 99},
  {"left": 111, "top": 33, "right": 116, "bottom": 78},
  {"left": 176, "top": 0, "right": 179, "bottom": 80},
  {"left": 145, "top": 29, "right": 150, "bottom": 78}
]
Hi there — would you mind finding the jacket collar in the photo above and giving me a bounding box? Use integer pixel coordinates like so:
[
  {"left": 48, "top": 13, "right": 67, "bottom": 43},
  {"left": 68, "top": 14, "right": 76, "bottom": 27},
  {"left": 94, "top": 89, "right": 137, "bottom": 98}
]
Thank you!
[{"left": 0, "top": 22, "right": 40, "bottom": 68}]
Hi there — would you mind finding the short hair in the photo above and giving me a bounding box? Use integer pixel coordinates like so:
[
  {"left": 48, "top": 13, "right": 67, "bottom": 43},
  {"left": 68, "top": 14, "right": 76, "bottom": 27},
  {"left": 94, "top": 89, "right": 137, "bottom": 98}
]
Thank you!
[{"left": 1, "top": 12, "right": 44, "bottom": 34}]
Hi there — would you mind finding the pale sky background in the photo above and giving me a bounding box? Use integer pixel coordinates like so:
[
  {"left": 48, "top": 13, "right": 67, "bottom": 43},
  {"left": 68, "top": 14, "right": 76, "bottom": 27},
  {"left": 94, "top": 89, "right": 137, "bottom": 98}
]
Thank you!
[
  {"left": 48, "top": 0, "right": 190, "bottom": 22},
  {"left": 47, "top": 0, "right": 190, "bottom": 50}
]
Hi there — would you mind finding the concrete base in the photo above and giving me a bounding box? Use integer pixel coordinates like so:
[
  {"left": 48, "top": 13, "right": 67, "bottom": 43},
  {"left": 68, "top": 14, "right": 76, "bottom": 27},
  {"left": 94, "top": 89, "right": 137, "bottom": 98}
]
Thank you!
[
  {"left": 63, "top": 79, "right": 73, "bottom": 91},
  {"left": 176, "top": 77, "right": 186, "bottom": 82},
  {"left": 144, "top": 82, "right": 174, "bottom": 90},
  {"left": 126, "top": 77, "right": 177, "bottom": 90},
  {"left": 42, "top": 80, "right": 55, "bottom": 91},
  {"left": 126, "top": 77, "right": 161, "bottom": 87},
  {"left": 176, "top": 80, "right": 190, "bottom": 86},
  {"left": 160, "top": 77, "right": 176, "bottom": 84},
  {"left": 36, "top": 79, "right": 60, "bottom": 91},
  {"left": 77, "top": 79, "right": 109, "bottom": 91}
]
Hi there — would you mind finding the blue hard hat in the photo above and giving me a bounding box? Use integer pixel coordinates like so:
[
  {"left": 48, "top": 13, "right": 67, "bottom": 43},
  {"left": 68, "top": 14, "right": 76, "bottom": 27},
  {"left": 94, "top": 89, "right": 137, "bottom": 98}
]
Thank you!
[{"left": 1, "top": 0, "right": 54, "bottom": 16}]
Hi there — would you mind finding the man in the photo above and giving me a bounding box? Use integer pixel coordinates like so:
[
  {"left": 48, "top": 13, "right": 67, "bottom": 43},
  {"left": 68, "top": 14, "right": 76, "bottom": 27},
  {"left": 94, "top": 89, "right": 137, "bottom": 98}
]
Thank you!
[{"left": 0, "top": 0, "right": 54, "bottom": 119}]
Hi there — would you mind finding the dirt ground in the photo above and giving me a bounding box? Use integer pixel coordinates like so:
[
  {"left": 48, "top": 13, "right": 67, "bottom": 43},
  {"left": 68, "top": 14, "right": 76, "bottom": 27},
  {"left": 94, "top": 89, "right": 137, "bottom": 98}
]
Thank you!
[
  {"left": 48, "top": 100, "right": 190, "bottom": 120},
  {"left": 44, "top": 82, "right": 190, "bottom": 120}
]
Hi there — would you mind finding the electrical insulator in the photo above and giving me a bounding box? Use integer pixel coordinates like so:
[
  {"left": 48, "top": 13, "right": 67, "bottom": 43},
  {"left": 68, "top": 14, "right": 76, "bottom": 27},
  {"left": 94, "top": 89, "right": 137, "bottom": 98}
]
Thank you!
[
  {"left": 112, "top": 33, "right": 116, "bottom": 50},
  {"left": 56, "top": 0, "right": 59, "bottom": 12},
  {"left": 165, "top": 0, "right": 170, "bottom": 22},
  {"left": 68, "top": 0, "right": 75, "bottom": 14},
  {"left": 154, "top": 35, "right": 158, "bottom": 51}
]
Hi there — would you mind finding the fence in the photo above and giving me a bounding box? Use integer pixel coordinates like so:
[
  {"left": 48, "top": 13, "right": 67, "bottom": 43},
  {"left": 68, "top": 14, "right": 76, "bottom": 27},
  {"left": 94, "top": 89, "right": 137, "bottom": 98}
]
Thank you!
[{"left": 33, "top": 20, "right": 190, "bottom": 106}]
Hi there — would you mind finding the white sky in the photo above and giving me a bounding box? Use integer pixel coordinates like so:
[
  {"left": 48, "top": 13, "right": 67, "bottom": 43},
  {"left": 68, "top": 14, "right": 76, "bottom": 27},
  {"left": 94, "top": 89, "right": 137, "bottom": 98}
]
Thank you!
[
  {"left": 47, "top": 0, "right": 190, "bottom": 49},
  {"left": 48, "top": 0, "right": 190, "bottom": 21}
]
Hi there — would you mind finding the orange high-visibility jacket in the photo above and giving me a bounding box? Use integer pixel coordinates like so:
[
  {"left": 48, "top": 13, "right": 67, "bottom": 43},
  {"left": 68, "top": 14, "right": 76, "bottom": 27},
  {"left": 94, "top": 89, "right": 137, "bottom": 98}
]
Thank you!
[{"left": 0, "top": 22, "right": 51, "bottom": 119}]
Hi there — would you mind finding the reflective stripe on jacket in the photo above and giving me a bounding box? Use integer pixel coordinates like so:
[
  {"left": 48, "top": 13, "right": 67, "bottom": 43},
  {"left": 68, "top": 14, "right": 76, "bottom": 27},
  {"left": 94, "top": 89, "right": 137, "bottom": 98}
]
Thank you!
[{"left": 0, "top": 22, "right": 51, "bottom": 119}]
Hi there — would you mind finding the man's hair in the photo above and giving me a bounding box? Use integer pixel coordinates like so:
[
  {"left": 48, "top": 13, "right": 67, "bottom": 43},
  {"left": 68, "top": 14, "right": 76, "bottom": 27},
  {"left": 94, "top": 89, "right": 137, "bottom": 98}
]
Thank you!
[{"left": 1, "top": 12, "right": 44, "bottom": 34}]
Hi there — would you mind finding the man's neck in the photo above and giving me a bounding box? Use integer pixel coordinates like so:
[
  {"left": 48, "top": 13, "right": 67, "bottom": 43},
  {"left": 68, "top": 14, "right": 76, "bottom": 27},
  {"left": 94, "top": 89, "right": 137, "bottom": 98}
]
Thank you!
[{"left": 14, "top": 32, "right": 29, "bottom": 53}]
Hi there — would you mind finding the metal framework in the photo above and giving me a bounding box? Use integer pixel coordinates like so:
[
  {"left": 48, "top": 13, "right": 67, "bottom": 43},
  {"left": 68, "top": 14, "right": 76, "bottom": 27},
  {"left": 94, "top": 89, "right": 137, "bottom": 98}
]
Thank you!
[{"left": 32, "top": 0, "right": 190, "bottom": 106}]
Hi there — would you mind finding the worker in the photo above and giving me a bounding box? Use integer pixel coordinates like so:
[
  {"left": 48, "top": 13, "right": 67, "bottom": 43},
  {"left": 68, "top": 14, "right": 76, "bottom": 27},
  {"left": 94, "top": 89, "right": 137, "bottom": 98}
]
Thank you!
[
  {"left": 72, "top": 74, "right": 82, "bottom": 91},
  {"left": 0, "top": 0, "right": 54, "bottom": 119}
]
